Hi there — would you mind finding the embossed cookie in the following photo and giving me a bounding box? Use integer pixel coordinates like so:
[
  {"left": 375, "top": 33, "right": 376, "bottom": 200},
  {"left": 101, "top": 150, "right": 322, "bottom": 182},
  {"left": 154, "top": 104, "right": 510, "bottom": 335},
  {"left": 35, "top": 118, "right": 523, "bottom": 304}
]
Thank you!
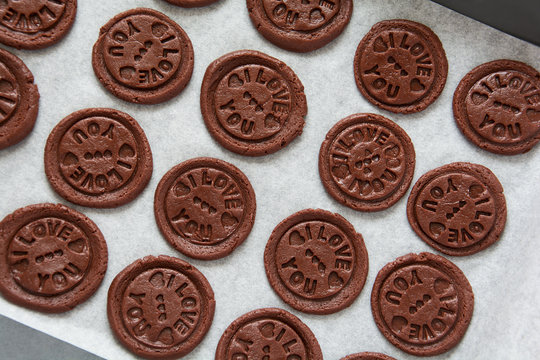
[
  {"left": 155, "top": 157, "right": 256, "bottom": 260},
  {"left": 453, "top": 59, "right": 540, "bottom": 155},
  {"left": 407, "top": 162, "right": 506, "bottom": 256},
  {"left": 264, "top": 209, "right": 368, "bottom": 314},
  {"left": 319, "top": 113, "right": 415, "bottom": 211},
  {"left": 107, "top": 255, "right": 215, "bottom": 359},
  {"left": 92, "top": 8, "right": 194, "bottom": 104},
  {"left": 215, "top": 308, "right": 323, "bottom": 360},
  {"left": 246, "top": 0, "right": 353, "bottom": 52},
  {"left": 354, "top": 19, "right": 448, "bottom": 113},
  {"left": 341, "top": 352, "right": 396, "bottom": 360},
  {"left": 0, "top": 48, "right": 39, "bottom": 150},
  {"left": 200, "top": 50, "right": 307, "bottom": 156},
  {"left": 0, "top": 203, "right": 108, "bottom": 312},
  {"left": 0, "top": 0, "right": 77, "bottom": 49},
  {"left": 44, "top": 108, "right": 153, "bottom": 208},
  {"left": 371, "top": 253, "right": 474, "bottom": 356},
  {"left": 164, "top": 0, "right": 220, "bottom": 7}
]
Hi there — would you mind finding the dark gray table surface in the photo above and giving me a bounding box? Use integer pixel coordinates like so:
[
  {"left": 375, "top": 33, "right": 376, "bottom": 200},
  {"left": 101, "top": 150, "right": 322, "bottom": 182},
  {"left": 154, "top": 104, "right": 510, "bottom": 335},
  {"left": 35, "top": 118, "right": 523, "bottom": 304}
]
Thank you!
[
  {"left": 432, "top": 0, "right": 540, "bottom": 46},
  {"left": 0, "top": 315, "right": 104, "bottom": 360}
]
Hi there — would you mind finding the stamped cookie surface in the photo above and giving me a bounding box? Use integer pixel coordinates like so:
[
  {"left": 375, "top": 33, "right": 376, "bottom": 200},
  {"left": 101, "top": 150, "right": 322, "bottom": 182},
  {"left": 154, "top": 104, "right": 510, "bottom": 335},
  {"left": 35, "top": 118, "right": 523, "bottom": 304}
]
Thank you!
[
  {"left": 0, "top": 203, "right": 108, "bottom": 312},
  {"left": 215, "top": 308, "right": 323, "bottom": 360},
  {"left": 92, "top": 8, "right": 194, "bottom": 104},
  {"left": 407, "top": 162, "right": 506, "bottom": 256},
  {"left": 354, "top": 19, "right": 448, "bottom": 114},
  {"left": 107, "top": 255, "right": 215, "bottom": 359},
  {"left": 341, "top": 352, "right": 396, "bottom": 360},
  {"left": 371, "top": 253, "right": 474, "bottom": 356},
  {"left": 164, "top": 0, "right": 220, "bottom": 7},
  {"left": 201, "top": 50, "right": 306, "bottom": 156},
  {"left": 247, "top": 0, "right": 353, "bottom": 52},
  {"left": 155, "top": 157, "right": 256, "bottom": 260},
  {"left": 319, "top": 113, "right": 415, "bottom": 211},
  {"left": 0, "top": 0, "right": 77, "bottom": 49},
  {"left": 264, "top": 209, "right": 368, "bottom": 314},
  {"left": 44, "top": 108, "right": 153, "bottom": 208},
  {"left": 453, "top": 60, "right": 540, "bottom": 155},
  {"left": 0, "top": 48, "right": 39, "bottom": 150}
]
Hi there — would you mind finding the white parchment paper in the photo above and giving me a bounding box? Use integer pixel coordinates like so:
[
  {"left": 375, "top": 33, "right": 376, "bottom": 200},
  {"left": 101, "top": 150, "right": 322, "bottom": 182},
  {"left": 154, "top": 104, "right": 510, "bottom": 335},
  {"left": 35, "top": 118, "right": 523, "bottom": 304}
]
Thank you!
[{"left": 1, "top": 0, "right": 539, "bottom": 359}]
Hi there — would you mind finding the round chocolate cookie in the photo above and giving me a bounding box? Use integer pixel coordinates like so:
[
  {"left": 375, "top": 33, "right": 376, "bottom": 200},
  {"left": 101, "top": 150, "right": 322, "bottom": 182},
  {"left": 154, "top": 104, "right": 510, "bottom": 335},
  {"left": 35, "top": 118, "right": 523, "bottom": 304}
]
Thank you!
[
  {"left": 44, "top": 108, "right": 153, "bottom": 208},
  {"left": 319, "top": 113, "right": 415, "bottom": 212},
  {"left": 92, "top": 8, "right": 194, "bottom": 104},
  {"left": 215, "top": 308, "right": 323, "bottom": 360},
  {"left": 371, "top": 252, "right": 474, "bottom": 356},
  {"left": 0, "top": 203, "right": 108, "bottom": 312},
  {"left": 108, "top": 255, "right": 215, "bottom": 359},
  {"left": 354, "top": 19, "right": 448, "bottom": 114},
  {"left": 264, "top": 209, "right": 368, "bottom": 314},
  {"left": 407, "top": 162, "right": 506, "bottom": 256},
  {"left": 155, "top": 157, "right": 256, "bottom": 260},
  {"left": 341, "top": 352, "right": 396, "bottom": 360},
  {"left": 0, "top": 0, "right": 77, "bottom": 50},
  {"left": 164, "top": 0, "right": 220, "bottom": 7},
  {"left": 0, "top": 48, "right": 39, "bottom": 150},
  {"left": 246, "top": 0, "right": 353, "bottom": 52},
  {"left": 200, "top": 50, "right": 307, "bottom": 156},
  {"left": 453, "top": 59, "right": 540, "bottom": 155}
]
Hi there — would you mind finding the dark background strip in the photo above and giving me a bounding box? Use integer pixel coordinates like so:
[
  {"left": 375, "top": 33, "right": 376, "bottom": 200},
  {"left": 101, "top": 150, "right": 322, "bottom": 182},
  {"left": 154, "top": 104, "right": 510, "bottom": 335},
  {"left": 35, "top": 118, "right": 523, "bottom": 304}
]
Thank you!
[
  {"left": 0, "top": 315, "right": 104, "bottom": 360},
  {"left": 431, "top": 0, "right": 540, "bottom": 46}
]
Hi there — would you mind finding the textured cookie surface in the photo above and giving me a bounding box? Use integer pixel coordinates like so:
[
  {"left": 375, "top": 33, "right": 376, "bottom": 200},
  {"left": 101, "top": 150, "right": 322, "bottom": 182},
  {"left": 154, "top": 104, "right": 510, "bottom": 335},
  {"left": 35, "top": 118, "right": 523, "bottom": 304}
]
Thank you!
[
  {"left": 107, "top": 255, "right": 215, "bottom": 359},
  {"left": 0, "top": 203, "right": 108, "bottom": 313},
  {"left": 265, "top": 209, "right": 368, "bottom": 314},
  {"left": 319, "top": 113, "right": 415, "bottom": 211},
  {"left": 154, "top": 157, "right": 256, "bottom": 260},
  {"left": 201, "top": 50, "right": 307, "bottom": 156},
  {"left": 354, "top": 19, "right": 448, "bottom": 113},
  {"left": 44, "top": 108, "right": 153, "bottom": 208},
  {"left": 453, "top": 59, "right": 540, "bottom": 155},
  {"left": 247, "top": 0, "right": 353, "bottom": 52},
  {"left": 0, "top": 48, "right": 39, "bottom": 150},
  {"left": 341, "top": 352, "right": 397, "bottom": 360},
  {"left": 0, "top": 0, "right": 77, "bottom": 49},
  {"left": 407, "top": 162, "right": 506, "bottom": 256},
  {"left": 215, "top": 307, "right": 323, "bottom": 359},
  {"left": 92, "top": 8, "right": 194, "bottom": 104},
  {"left": 371, "top": 252, "right": 474, "bottom": 356}
]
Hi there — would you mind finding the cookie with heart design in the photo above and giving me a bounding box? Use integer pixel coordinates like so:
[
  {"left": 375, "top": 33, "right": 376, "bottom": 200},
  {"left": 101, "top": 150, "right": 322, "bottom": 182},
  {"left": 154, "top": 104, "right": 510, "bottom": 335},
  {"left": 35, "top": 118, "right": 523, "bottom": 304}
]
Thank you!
[{"left": 264, "top": 209, "right": 368, "bottom": 314}]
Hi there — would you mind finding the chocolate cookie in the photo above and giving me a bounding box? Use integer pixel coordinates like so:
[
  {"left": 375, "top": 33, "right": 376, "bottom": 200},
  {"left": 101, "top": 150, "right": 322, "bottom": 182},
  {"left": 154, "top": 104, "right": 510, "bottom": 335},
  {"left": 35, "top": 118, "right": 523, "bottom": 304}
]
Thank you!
[
  {"left": 107, "top": 255, "right": 215, "bottom": 359},
  {"left": 215, "top": 308, "right": 323, "bottom": 360},
  {"left": 264, "top": 209, "right": 368, "bottom": 314},
  {"left": 200, "top": 50, "right": 307, "bottom": 156},
  {"left": 371, "top": 253, "right": 474, "bottom": 356},
  {"left": 341, "top": 352, "right": 396, "bottom": 360},
  {"left": 44, "top": 108, "right": 153, "bottom": 208},
  {"left": 0, "top": 203, "right": 108, "bottom": 312},
  {"left": 246, "top": 0, "right": 353, "bottom": 52},
  {"left": 407, "top": 162, "right": 506, "bottom": 256},
  {"left": 155, "top": 157, "right": 256, "bottom": 260},
  {"left": 0, "top": 0, "right": 77, "bottom": 50},
  {"left": 164, "top": 0, "right": 220, "bottom": 7},
  {"left": 354, "top": 19, "right": 448, "bottom": 114},
  {"left": 0, "top": 48, "right": 39, "bottom": 150},
  {"left": 319, "top": 113, "right": 415, "bottom": 212},
  {"left": 92, "top": 8, "right": 194, "bottom": 104},
  {"left": 453, "top": 59, "right": 540, "bottom": 155}
]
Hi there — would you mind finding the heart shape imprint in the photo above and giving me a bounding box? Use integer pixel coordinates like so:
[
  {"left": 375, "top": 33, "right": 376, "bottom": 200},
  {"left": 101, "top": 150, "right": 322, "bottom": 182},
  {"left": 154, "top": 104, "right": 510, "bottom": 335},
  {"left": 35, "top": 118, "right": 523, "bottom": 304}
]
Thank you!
[
  {"left": 410, "top": 78, "right": 426, "bottom": 92},
  {"left": 289, "top": 230, "right": 305, "bottom": 246},
  {"left": 228, "top": 74, "right": 244, "bottom": 88},
  {"left": 328, "top": 271, "right": 344, "bottom": 288}
]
